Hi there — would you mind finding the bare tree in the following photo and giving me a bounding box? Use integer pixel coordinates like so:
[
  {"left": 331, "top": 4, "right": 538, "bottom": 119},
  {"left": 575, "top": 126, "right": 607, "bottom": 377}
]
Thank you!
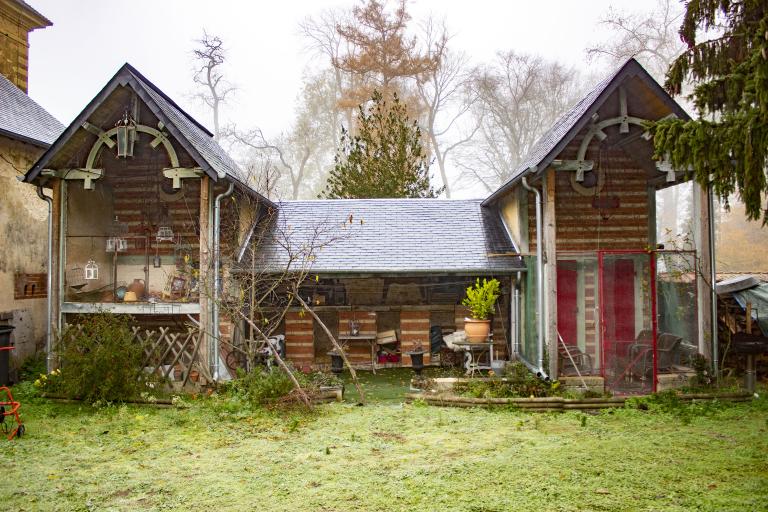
[
  {"left": 227, "top": 70, "right": 337, "bottom": 200},
  {"left": 192, "top": 31, "right": 235, "bottom": 141},
  {"left": 458, "top": 52, "right": 584, "bottom": 191},
  {"left": 300, "top": 8, "right": 352, "bottom": 131},
  {"left": 415, "top": 19, "right": 478, "bottom": 198},
  {"left": 210, "top": 180, "right": 367, "bottom": 406},
  {"left": 586, "top": 0, "right": 685, "bottom": 82}
]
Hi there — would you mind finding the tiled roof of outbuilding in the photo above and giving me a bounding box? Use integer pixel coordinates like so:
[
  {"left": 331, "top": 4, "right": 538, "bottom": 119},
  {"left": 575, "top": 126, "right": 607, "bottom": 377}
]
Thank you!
[{"left": 253, "top": 198, "right": 525, "bottom": 274}]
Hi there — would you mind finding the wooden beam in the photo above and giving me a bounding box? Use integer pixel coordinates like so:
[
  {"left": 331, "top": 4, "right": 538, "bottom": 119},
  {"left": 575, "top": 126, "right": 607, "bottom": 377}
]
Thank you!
[
  {"left": 163, "top": 167, "right": 204, "bottom": 189},
  {"left": 50, "top": 180, "right": 62, "bottom": 354},
  {"left": 42, "top": 168, "right": 103, "bottom": 190},
  {"left": 544, "top": 168, "right": 559, "bottom": 378},
  {"left": 199, "top": 176, "right": 212, "bottom": 373},
  {"left": 81, "top": 121, "right": 116, "bottom": 148}
]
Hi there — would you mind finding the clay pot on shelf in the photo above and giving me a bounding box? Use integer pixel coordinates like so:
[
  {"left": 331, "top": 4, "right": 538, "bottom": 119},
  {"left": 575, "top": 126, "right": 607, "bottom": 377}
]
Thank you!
[{"left": 127, "top": 278, "right": 145, "bottom": 298}]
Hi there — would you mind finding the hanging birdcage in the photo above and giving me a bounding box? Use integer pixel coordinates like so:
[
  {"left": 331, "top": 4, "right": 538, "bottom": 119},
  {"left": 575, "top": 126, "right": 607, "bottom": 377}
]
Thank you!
[
  {"left": 84, "top": 260, "right": 99, "bottom": 280},
  {"left": 66, "top": 265, "right": 86, "bottom": 290},
  {"left": 156, "top": 226, "right": 174, "bottom": 242}
]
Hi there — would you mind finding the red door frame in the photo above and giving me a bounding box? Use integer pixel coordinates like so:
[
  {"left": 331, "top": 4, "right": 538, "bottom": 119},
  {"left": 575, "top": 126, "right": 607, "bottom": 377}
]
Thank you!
[{"left": 598, "top": 250, "right": 658, "bottom": 393}]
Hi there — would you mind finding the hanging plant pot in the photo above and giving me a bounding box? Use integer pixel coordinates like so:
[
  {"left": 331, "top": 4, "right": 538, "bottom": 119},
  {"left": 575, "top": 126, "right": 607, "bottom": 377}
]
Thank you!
[{"left": 464, "top": 318, "right": 491, "bottom": 342}]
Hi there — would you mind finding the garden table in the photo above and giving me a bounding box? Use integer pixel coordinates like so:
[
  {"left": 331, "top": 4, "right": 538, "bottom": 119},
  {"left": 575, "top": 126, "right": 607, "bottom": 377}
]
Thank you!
[
  {"left": 338, "top": 334, "right": 378, "bottom": 374},
  {"left": 452, "top": 340, "right": 494, "bottom": 377}
]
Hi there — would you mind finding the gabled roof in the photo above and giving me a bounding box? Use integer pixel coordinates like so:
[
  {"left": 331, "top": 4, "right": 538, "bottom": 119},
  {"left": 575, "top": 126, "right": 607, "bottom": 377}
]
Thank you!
[
  {"left": 252, "top": 198, "right": 525, "bottom": 275},
  {"left": 22, "top": 63, "right": 271, "bottom": 205},
  {"left": 0, "top": 73, "right": 63, "bottom": 147},
  {"left": 483, "top": 58, "right": 690, "bottom": 205}
]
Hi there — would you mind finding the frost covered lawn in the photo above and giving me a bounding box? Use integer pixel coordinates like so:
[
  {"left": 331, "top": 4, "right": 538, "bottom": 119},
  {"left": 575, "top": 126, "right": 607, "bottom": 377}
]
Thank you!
[{"left": 1, "top": 383, "right": 767, "bottom": 511}]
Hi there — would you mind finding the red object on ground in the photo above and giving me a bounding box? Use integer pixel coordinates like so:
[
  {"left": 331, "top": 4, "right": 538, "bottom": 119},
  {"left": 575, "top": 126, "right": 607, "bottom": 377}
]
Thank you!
[{"left": 0, "top": 386, "right": 24, "bottom": 440}]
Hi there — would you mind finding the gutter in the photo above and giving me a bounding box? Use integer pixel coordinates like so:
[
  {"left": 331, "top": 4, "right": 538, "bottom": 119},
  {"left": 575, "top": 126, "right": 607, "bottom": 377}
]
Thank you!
[
  {"left": 36, "top": 186, "right": 53, "bottom": 372},
  {"left": 212, "top": 180, "right": 235, "bottom": 381},
  {"left": 520, "top": 177, "right": 548, "bottom": 380}
]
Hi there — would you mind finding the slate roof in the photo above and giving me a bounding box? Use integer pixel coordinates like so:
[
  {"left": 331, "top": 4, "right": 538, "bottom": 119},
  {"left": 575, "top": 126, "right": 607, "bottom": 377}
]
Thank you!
[
  {"left": 123, "top": 65, "right": 243, "bottom": 183},
  {"left": 0, "top": 73, "right": 63, "bottom": 147},
  {"left": 252, "top": 198, "right": 525, "bottom": 274},
  {"left": 483, "top": 58, "right": 689, "bottom": 205},
  {"left": 23, "top": 63, "right": 270, "bottom": 205}
]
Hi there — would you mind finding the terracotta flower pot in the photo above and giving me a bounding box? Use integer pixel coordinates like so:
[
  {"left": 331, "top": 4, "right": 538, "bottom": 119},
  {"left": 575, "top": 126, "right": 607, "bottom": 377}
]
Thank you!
[{"left": 464, "top": 318, "right": 491, "bottom": 342}]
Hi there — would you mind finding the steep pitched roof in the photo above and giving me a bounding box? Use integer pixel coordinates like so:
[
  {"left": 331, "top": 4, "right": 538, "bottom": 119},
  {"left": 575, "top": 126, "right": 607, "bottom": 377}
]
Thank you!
[
  {"left": 252, "top": 198, "right": 525, "bottom": 275},
  {"left": 23, "top": 63, "right": 270, "bottom": 205},
  {"left": 0, "top": 73, "right": 63, "bottom": 147},
  {"left": 483, "top": 58, "right": 689, "bottom": 205}
]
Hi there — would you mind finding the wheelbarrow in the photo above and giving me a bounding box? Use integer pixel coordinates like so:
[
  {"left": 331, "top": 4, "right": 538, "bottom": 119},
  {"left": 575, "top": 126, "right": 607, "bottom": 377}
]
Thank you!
[{"left": 0, "top": 386, "right": 24, "bottom": 440}]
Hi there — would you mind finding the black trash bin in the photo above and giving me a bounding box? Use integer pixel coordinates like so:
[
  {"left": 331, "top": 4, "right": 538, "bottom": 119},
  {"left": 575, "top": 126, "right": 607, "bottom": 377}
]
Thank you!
[{"left": 0, "top": 325, "right": 14, "bottom": 386}]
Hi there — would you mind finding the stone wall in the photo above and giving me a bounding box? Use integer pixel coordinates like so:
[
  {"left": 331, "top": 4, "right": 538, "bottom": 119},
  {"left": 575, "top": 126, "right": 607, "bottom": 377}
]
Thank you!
[{"left": 0, "top": 136, "right": 48, "bottom": 366}]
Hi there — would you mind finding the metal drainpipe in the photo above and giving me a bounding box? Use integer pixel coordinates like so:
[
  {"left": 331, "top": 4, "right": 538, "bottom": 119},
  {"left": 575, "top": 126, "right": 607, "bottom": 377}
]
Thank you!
[
  {"left": 521, "top": 177, "right": 548, "bottom": 380},
  {"left": 212, "top": 181, "right": 235, "bottom": 380},
  {"left": 512, "top": 284, "right": 520, "bottom": 356},
  {"left": 707, "top": 182, "right": 718, "bottom": 380},
  {"left": 36, "top": 186, "right": 54, "bottom": 372}
]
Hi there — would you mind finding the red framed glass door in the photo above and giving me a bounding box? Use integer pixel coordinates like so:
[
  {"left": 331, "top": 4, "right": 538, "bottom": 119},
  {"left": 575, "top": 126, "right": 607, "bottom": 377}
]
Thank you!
[{"left": 599, "top": 251, "right": 657, "bottom": 395}]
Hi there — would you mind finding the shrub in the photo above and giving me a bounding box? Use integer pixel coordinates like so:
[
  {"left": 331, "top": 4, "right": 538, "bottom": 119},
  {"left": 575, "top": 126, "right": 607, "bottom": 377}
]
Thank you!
[
  {"left": 224, "top": 366, "right": 342, "bottom": 406},
  {"left": 228, "top": 368, "right": 296, "bottom": 405},
  {"left": 462, "top": 278, "right": 500, "bottom": 320},
  {"left": 54, "top": 313, "right": 155, "bottom": 403}
]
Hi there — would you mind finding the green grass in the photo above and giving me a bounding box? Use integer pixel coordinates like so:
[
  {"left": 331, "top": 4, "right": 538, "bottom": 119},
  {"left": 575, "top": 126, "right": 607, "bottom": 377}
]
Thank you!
[
  {"left": 1, "top": 380, "right": 767, "bottom": 511},
  {"left": 341, "top": 368, "right": 454, "bottom": 403}
]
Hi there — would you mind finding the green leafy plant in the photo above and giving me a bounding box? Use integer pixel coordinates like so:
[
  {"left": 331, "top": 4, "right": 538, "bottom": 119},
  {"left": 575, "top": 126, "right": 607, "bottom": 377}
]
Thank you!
[
  {"left": 462, "top": 278, "right": 500, "bottom": 320},
  {"left": 54, "top": 313, "right": 155, "bottom": 403}
]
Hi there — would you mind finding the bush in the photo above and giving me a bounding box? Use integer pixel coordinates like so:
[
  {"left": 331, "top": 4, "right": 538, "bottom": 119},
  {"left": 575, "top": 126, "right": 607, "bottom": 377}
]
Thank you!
[
  {"left": 54, "top": 313, "right": 155, "bottom": 403},
  {"left": 227, "top": 368, "right": 296, "bottom": 405},
  {"left": 456, "top": 362, "right": 555, "bottom": 399},
  {"left": 224, "top": 366, "right": 342, "bottom": 406},
  {"left": 19, "top": 352, "right": 46, "bottom": 382}
]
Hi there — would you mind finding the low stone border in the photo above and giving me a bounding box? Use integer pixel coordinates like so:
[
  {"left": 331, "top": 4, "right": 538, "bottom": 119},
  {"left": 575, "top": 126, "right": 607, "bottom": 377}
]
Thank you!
[{"left": 405, "top": 392, "right": 753, "bottom": 411}]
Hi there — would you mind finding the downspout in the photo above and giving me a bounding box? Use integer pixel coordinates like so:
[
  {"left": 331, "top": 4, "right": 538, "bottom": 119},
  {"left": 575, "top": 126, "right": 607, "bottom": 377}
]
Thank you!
[
  {"left": 512, "top": 279, "right": 520, "bottom": 356},
  {"left": 36, "top": 186, "right": 53, "bottom": 373},
  {"left": 521, "top": 176, "right": 548, "bottom": 380},
  {"left": 707, "top": 182, "right": 718, "bottom": 379},
  {"left": 212, "top": 181, "right": 235, "bottom": 380}
]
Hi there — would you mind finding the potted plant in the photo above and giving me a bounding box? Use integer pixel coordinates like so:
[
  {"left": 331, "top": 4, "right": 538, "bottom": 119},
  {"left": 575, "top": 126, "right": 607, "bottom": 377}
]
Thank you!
[{"left": 462, "top": 278, "right": 500, "bottom": 342}]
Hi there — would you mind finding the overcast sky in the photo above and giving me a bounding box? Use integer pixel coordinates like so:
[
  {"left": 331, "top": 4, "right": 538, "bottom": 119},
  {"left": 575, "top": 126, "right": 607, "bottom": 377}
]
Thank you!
[{"left": 27, "top": 0, "right": 658, "bottom": 140}]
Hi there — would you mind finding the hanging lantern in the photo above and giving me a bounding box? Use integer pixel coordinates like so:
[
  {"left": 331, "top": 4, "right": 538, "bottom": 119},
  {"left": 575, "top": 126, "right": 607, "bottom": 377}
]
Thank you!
[
  {"left": 115, "top": 110, "right": 136, "bottom": 158},
  {"left": 156, "top": 226, "right": 174, "bottom": 242},
  {"left": 84, "top": 260, "right": 99, "bottom": 280},
  {"left": 106, "top": 237, "right": 128, "bottom": 252}
]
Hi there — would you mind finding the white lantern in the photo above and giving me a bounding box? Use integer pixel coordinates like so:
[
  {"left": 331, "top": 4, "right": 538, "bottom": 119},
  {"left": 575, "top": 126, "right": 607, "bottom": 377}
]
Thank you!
[{"left": 84, "top": 260, "right": 99, "bottom": 280}]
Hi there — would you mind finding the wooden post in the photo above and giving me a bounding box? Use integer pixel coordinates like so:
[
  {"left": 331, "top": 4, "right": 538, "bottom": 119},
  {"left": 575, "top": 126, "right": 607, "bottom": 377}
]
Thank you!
[
  {"left": 50, "top": 180, "right": 62, "bottom": 349},
  {"left": 544, "top": 168, "right": 558, "bottom": 378},
  {"left": 692, "top": 181, "right": 713, "bottom": 361},
  {"left": 199, "top": 176, "right": 211, "bottom": 378}
]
